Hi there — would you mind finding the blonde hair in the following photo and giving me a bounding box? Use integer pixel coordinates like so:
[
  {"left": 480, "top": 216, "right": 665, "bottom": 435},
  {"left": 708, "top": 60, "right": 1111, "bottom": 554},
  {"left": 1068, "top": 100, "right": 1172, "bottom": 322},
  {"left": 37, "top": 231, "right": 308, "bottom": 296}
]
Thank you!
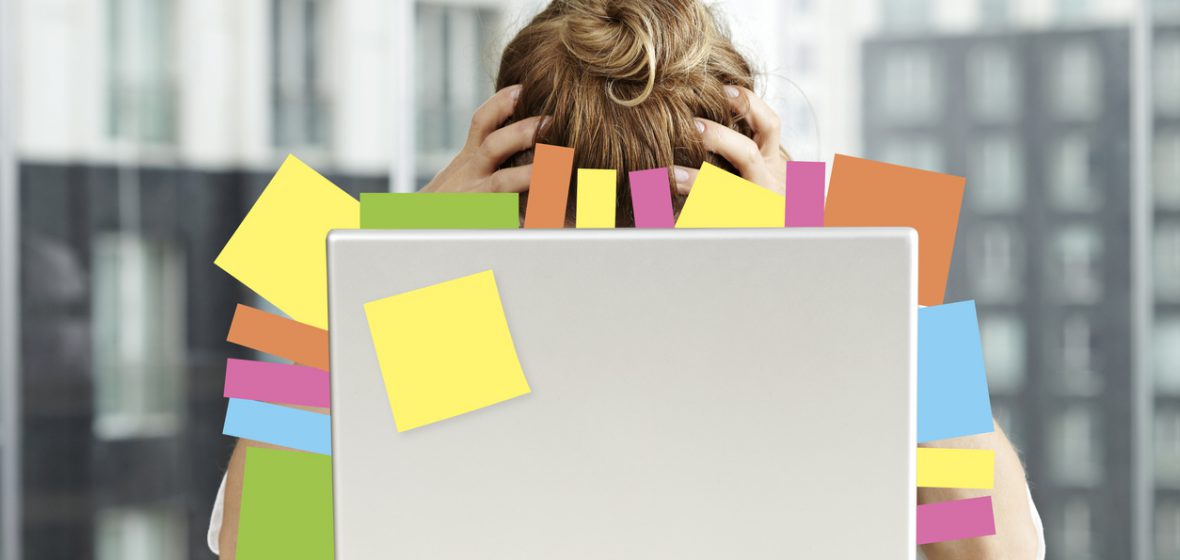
[{"left": 496, "top": 0, "right": 759, "bottom": 226}]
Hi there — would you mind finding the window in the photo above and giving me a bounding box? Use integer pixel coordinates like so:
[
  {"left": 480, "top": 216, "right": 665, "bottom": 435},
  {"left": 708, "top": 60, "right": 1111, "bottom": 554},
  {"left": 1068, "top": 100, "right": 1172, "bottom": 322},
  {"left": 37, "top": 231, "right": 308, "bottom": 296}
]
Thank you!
[
  {"left": 1059, "top": 314, "right": 1101, "bottom": 394},
  {"left": 969, "top": 46, "right": 1019, "bottom": 122},
  {"left": 978, "top": 0, "right": 1011, "bottom": 28},
  {"left": 95, "top": 506, "right": 184, "bottom": 560},
  {"left": 970, "top": 135, "right": 1024, "bottom": 212},
  {"left": 1050, "top": 43, "right": 1101, "bottom": 120},
  {"left": 879, "top": 48, "right": 942, "bottom": 124},
  {"left": 980, "top": 313, "right": 1026, "bottom": 392},
  {"left": 1055, "top": 496, "right": 1097, "bottom": 559},
  {"left": 1156, "top": 222, "right": 1180, "bottom": 301},
  {"left": 1159, "top": 498, "right": 1180, "bottom": 559},
  {"left": 1052, "top": 405, "right": 1103, "bottom": 486},
  {"left": 1157, "top": 408, "right": 1180, "bottom": 487},
  {"left": 1056, "top": 0, "right": 1094, "bottom": 22},
  {"left": 1157, "top": 316, "right": 1180, "bottom": 392},
  {"left": 107, "top": 0, "right": 177, "bottom": 143},
  {"left": 875, "top": 137, "right": 944, "bottom": 172},
  {"left": 1156, "top": 36, "right": 1180, "bottom": 115},
  {"left": 272, "top": 0, "right": 331, "bottom": 148},
  {"left": 1049, "top": 134, "right": 1100, "bottom": 211},
  {"left": 91, "top": 233, "right": 184, "bottom": 440},
  {"left": 1155, "top": 131, "right": 1180, "bottom": 208},
  {"left": 415, "top": 3, "right": 498, "bottom": 178},
  {"left": 881, "top": 0, "right": 933, "bottom": 32},
  {"left": 1052, "top": 225, "right": 1104, "bottom": 303},
  {"left": 971, "top": 223, "right": 1024, "bottom": 301}
]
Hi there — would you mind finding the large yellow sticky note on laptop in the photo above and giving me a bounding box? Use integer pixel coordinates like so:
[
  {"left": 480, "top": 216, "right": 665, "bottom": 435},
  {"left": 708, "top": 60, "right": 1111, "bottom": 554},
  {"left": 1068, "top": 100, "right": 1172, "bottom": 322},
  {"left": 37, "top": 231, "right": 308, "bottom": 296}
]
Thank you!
[
  {"left": 364, "top": 270, "right": 531, "bottom": 432},
  {"left": 215, "top": 155, "right": 359, "bottom": 330},
  {"left": 675, "top": 163, "right": 785, "bottom": 228}
]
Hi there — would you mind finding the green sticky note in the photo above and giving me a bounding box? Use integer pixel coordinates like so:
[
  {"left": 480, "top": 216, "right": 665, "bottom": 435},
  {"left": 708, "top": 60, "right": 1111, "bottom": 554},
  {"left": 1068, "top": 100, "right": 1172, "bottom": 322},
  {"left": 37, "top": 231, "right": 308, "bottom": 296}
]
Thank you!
[
  {"left": 360, "top": 193, "right": 520, "bottom": 229},
  {"left": 237, "top": 447, "right": 333, "bottom": 559}
]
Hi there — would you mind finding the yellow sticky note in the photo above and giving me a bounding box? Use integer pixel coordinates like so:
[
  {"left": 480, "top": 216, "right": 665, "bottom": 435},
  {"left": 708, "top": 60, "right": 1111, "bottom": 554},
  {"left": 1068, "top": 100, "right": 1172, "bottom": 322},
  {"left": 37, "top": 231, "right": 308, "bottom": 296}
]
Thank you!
[
  {"left": 364, "top": 270, "right": 530, "bottom": 432},
  {"left": 576, "top": 169, "right": 617, "bottom": 228},
  {"left": 214, "top": 155, "right": 359, "bottom": 330},
  {"left": 675, "top": 163, "right": 785, "bottom": 228},
  {"left": 916, "top": 448, "right": 995, "bottom": 489}
]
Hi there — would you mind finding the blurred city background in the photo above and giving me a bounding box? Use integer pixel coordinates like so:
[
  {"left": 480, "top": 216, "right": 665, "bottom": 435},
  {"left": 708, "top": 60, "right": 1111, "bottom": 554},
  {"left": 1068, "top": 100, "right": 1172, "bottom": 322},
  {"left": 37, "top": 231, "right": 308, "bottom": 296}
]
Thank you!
[{"left": 0, "top": 0, "right": 1177, "bottom": 558}]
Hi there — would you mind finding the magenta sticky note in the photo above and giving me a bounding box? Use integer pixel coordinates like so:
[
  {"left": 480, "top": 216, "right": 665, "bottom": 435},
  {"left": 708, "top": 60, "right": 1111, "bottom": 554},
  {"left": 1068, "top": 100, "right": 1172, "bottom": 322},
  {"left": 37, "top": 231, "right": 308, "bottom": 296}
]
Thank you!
[
  {"left": 629, "top": 168, "right": 675, "bottom": 228},
  {"left": 785, "top": 161, "right": 826, "bottom": 227},
  {"left": 916, "top": 496, "right": 996, "bottom": 545},
  {"left": 224, "top": 358, "right": 331, "bottom": 409}
]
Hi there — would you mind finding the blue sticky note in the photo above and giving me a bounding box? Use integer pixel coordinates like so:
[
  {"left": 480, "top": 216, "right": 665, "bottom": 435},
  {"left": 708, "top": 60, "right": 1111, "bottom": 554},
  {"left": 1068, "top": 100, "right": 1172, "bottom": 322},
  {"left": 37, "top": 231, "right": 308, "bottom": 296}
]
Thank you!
[
  {"left": 918, "top": 301, "right": 994, "bottom": 443},
  {"left": 223, "top": 398, "right": 332, "bottom": 455}
]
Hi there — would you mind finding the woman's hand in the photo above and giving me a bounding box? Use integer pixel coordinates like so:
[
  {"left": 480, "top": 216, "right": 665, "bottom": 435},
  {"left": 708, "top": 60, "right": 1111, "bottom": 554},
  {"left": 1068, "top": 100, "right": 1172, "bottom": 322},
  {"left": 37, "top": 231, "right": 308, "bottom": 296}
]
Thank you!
[
  {"left": 674, "top": 86, "right": 787, "bottom": 195},
  {"left": 421, "top": 84, "right": 547, "bottom": 194}
]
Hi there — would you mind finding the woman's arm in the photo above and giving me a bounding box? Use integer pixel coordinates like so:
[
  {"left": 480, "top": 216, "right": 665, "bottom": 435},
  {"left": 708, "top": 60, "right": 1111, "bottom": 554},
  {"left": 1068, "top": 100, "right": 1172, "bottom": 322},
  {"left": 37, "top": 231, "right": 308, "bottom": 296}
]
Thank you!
[{"left": 918, "top": 420, "right": 1041, "bottom": 559}]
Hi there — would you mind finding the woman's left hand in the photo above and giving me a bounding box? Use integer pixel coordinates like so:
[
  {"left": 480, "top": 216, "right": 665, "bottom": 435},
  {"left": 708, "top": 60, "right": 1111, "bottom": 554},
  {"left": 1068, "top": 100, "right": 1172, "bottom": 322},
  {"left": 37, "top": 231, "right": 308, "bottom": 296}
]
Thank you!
[{"left": 674, "top": 86, "right": 787, "bottom": 195}]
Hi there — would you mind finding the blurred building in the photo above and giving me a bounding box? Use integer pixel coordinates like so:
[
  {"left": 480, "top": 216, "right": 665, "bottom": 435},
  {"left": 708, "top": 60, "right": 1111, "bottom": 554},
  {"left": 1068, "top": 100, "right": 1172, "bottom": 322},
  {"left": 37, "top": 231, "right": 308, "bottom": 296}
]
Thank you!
[{"left": 863, "top": 1, "right": 1179, "bottom": 559}]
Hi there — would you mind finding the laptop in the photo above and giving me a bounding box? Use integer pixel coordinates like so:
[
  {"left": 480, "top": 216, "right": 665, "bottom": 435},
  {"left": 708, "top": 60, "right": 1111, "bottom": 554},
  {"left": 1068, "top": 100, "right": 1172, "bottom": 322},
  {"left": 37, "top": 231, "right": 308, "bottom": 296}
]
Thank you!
[{"left": 327, "top": 228, "right": 916, "bottom": 559}]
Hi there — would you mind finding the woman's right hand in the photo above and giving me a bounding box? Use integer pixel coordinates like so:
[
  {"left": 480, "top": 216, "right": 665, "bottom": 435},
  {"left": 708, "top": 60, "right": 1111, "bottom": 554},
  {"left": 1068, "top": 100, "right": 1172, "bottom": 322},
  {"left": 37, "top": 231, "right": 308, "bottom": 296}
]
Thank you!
[{"left": 421, "top": 84, "right": 548, "bottom": 194}]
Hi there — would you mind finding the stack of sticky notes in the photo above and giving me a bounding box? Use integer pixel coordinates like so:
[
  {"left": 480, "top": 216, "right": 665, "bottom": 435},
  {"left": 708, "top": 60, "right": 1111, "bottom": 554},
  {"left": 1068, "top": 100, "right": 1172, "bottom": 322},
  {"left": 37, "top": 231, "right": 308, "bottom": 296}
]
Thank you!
[{"left": 209, "top": 148, "right": 1007, "bottom": 555}]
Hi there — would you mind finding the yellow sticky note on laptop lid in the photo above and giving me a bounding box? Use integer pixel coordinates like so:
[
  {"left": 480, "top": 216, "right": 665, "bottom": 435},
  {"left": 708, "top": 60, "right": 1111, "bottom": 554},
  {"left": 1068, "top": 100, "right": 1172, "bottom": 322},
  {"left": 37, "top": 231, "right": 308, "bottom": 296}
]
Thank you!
[
  {"left": 215, "top": 155, "right": 359, "bottom": 329},
  {"left": 364, "top": 270, "right": 531, "bottom": 432},
  {"left": 676, "top": 163, "right": 785, "bottom": 228}
]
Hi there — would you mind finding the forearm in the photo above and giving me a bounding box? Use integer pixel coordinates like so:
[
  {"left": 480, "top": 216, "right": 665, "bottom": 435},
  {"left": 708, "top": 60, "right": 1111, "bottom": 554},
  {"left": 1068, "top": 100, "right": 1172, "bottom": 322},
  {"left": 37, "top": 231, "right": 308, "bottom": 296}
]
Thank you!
[{"left": 918, "top": 420, "right": 1039, "bottom": 559}]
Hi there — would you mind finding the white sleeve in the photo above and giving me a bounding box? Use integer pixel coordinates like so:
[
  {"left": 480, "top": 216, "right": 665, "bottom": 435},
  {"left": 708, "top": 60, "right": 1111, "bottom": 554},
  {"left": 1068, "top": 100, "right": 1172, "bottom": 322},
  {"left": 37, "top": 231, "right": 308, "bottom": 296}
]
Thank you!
[
  {"left": 207, "top": 473, "right": 227, "bottom": 555},
  {"left": 1029, "top": 487, "right": 1046, "bottom": 559}
]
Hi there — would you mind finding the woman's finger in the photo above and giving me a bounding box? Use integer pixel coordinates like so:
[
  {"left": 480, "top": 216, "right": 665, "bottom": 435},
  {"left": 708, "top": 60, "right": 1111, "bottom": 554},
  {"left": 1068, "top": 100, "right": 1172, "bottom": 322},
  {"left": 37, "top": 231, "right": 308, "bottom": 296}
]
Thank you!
[
  {"left": 724, "top": 86, "right": 782, "bottom": 158},
  {"left": 482, "top": 164, "right": 533, "bottom": 194},
  {"left": 474, "top": 116, "right": 548, "bottom": 172},
  {"left": 695, "top": 118, "right": 776, "bottom": 188},
  {"left": 466, "top": 85, "right": 522, "bottom": 148},
  {"left": 672, "top": 165, "right": 698, "bottom": 195}
]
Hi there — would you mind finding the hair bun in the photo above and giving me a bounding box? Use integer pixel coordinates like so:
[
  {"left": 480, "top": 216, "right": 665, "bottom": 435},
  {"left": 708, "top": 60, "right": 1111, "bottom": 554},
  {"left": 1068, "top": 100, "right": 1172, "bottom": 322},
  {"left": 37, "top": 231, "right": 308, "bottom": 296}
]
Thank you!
[{"left": 560, "top": 0, "right": 713, "bottom": 107}]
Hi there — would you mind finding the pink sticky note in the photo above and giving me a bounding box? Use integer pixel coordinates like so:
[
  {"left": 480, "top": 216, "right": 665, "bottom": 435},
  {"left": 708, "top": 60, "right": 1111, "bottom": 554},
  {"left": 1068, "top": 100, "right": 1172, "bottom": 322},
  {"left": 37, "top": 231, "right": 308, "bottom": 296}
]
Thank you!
[
  {"left": 785, "top": 161, "right": 826, "bottom": 227},
  {"left": 629, "top": 168, "right": 675, "bottom": 228},
  {"left": 224, "top": 358, "right": 331, "bottom": 409},
  {"left": 916, "top": 496, "right": 996, "bottom": 545}
]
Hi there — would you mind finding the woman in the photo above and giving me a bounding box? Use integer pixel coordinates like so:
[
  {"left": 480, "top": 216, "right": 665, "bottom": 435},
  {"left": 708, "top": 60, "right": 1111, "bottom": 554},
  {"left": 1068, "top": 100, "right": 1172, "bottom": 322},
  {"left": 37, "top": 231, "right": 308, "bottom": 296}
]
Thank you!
[{"left": 212, "top": 1, "right": 1045, "bottom": 557}]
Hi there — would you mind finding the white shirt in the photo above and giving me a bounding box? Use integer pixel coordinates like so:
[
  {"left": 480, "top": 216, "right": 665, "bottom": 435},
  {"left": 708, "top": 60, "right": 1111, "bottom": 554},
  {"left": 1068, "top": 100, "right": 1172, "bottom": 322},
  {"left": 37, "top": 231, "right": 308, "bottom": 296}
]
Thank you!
[{"left": 207, "top": 473, "right": 1046, "bottom": 558}]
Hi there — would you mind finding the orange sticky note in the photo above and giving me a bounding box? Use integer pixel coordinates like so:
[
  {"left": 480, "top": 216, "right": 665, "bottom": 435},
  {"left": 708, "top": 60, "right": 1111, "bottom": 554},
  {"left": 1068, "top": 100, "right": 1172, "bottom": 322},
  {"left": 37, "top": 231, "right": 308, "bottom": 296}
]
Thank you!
[
  {"left": 824, "top": 155, "right": 964, "bottom": 306},
  {"left": 524, "top": 144, "right": 575, "bottom": 228}
]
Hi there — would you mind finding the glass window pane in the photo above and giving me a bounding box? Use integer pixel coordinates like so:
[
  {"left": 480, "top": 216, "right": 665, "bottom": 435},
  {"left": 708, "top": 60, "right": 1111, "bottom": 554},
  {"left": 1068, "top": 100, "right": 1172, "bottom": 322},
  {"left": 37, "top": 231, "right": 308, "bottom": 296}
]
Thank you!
[
  {"left": 980, "top": 313, "right": 1026, "bottom": 392},
  {"left": 1155, "top": 35, "right": 1180, "bottom": 116},
  {"left": 1051, "top": 405, "right": 1103, "bottom": 485},
  {"left": 95, "top": 506, "right": 184, "bottom": 560},
  {"left": 1157, "top": 222, "right": 1180, "bottom": 301},
  {"left": 1156, "top": 407, "right": 1180, "bottom": 487},
  {"left": 107, "top": 0, "right": 177, "bottom": 143},
  {"left": 272, "top": 0, "right": 330, "bottom": 148},
  {"left": 1049, "top": 133, "right": 1100, "bottom": 211},
  {"left": 969, "top": 46, "right": 1019, "bottom": 121},
  {"left": 878, "top": 48, "right": 942, "bottom": 123},
  {"left": 1055, "top": 496, "right": 1097, "bottom": 559},
  {"left": 970, "top": 134, "right": 1025, "bottom": 211},
  {"left": 1155, "top": 131, "right": 1180, "bottom": 209},
  {"left": 1158, "top": 498, "right": 1180, "bottom": 560},
  {"left": 1051, "top": 225, "right": 1104, "bottom": 303},
  {"left": 969, "top": 222, "right": 1024, "bottom": 302},
  {"left": 1157, "top": 316, "right": 1180, "bottom": 392},
  {"left": 1049, "top": 43, "right": 1101, "bottom": 120}
]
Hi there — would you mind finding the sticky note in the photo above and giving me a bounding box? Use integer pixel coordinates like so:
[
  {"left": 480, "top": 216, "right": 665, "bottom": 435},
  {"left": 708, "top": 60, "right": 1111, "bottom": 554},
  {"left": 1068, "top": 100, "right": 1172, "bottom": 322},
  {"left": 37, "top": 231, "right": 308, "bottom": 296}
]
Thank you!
[
  {"left": 214, "top": 155, "right": 359, "bottom": 329},
  {"left": 224, "top": 358, "right": 331, "bottom": 409},
  {"left": 524, "top": 144, "right": 575, "bottom": 228},
  {"left": 359, "top": 192, "right": 520, "bottom": 229},
  {"left": 629, "top": 168, "right": 675, "bottom": 228},
  {"left": 918, "top": 301, "right": 994, "bottom": 443},
  {"left": 916, "top": 496, "right": 996, "bottom": 544},
  {"left": 785, "top": 161, "right": 826, "bottom": 227},
  {"left": 675, "top": 163, "right": 785, "bottom": 228},
  {"left": 227, "top": 304, "right": 330, "bottom": 371},
  {"left": 364, "top": 270, "right": 530, "bottom": 432},
  {"left": 236, "top": 447, "right": 333, "bottom": 559},
  {"left": 223, "top": 398, "right": 332, "bottom": 455},
  {"left": 576, "top": 169, "right": 617, "bottom": 228},
  {"left": 824, "top": 154, "right": 964, "bottom": 306},
  {"left": 916, "top": 448, "right": 995, "bottom": 489}
]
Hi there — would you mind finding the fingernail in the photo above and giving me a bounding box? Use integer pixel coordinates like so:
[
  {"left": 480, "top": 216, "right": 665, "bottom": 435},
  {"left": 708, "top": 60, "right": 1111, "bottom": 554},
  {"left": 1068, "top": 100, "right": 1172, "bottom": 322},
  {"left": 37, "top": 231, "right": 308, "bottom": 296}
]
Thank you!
[
  {"left": 724, "top": 85, "right": 740, "bottom": 98},
  {"left": 540, "top": 115, "right": 552, "bottom": 128},
  {"left": 510, "top": 85, "right": 522, "bottom": 100},
  {"left": 694, "top": 119, "right": 706, "bottom": 134},
  {"left": 673, "top": 167, "right": 690, "bottom": 183}
]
